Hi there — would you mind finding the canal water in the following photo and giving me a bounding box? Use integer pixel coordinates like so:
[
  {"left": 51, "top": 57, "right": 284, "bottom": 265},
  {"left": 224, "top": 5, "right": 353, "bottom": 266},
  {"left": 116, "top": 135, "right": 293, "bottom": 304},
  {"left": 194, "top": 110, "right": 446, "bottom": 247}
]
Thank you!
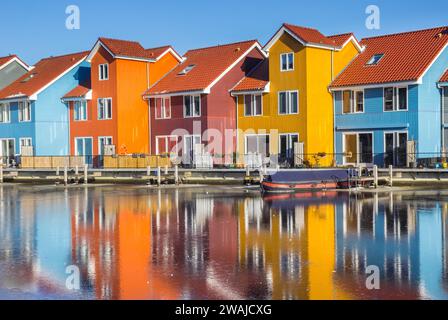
[{"left": 0, "top": 185, "right": 447, "bottom": 300}]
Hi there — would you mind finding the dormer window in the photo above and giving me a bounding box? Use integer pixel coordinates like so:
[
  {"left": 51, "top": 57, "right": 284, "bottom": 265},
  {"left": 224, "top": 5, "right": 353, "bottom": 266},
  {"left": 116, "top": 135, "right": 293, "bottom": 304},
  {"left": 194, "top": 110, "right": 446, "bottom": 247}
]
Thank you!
[
  {"left": 178, "top": 64, "right": 195, "bottom": 76},
  {"left": 366, "top": 54, "right": 384, "bottom": 66},
  {"left": 99, "top": 64, "right": 109, "bottom": 80}
]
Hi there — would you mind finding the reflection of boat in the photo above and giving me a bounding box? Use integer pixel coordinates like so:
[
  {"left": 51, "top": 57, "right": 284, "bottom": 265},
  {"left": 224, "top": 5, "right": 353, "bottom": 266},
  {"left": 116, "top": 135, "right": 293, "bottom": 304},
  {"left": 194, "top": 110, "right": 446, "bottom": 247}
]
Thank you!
[{"left": 261, "top": 169, "right": 354, "bottom": 193}]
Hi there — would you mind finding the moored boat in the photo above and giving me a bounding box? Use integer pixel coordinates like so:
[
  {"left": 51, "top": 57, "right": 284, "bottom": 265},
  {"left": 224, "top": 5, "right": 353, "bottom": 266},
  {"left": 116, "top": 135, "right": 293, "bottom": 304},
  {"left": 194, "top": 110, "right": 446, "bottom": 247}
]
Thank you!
[{"left": 261, "top": 169, "right": 355, "bottom": 193}]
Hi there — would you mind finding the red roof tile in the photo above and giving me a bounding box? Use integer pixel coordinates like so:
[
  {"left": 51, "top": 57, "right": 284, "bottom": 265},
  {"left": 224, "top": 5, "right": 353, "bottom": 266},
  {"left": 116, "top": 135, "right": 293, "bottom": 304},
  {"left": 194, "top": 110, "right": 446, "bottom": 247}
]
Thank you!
[
  {"left": 0, "top": 55, "right": 28, "bottom": 69},
  {"left": 331, "top": 26, "right": 448, "bottom": 88},
  {"left": 231, "top": 59, "right": 269, "bottom": 92},
  {"left": 63, "top": 84, "right": 91, "bottom": 99},
  {"left": 145, "top": 40, "right": 261, "bottom": 95},
  {"left": 327, "top": 33, "right": 355, "bottom": 47},
  {"left": 0, "top": 51, "right": 88, "bottom": 100},
  {"left": 145, "top": 46, "right": 178, "bottom": 60},
  {"left": 283, "top": 23, "right": 335, "bottom": 46},
  {"left": 99, "top": 37, "right": 150, "bottom": 60},
  {"left": 440, "top": 69, "right": 448, "bottom": 83}
]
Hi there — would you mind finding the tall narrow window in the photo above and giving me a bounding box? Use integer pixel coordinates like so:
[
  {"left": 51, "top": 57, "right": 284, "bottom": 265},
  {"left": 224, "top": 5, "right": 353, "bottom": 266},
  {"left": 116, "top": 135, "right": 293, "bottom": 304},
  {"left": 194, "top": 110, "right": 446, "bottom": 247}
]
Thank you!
[
  {"left": 98, "top": 136, "right": 113, "bottom": 155},
  {"left": 18, "top": 101, "right": 31, "bottom": 122},
  {"left": 74, "top": 100, "right": 88, "bottom": 121},
  {"left": 384, "top": 87, "right": 408, "bottom": 111},
  {"left": 278, "top": 91, "right": 299, "bottom": 115},
  {"left": 155, "top": 97, "right": 171, "bottom": 119},
  {"left": 0, "top": 103, "right": 10, "bottom": 123},
  {"left": 397, "top": 87, "right": 407, "bottom": 110},
  {"left": 384, "top": 87, "right": 394, "bottom": 111},
  {"left": 184, "top": 95, "right": 201, "bottom": 118},
  {"left": 99, "top": 64, "right": 109, "bottom": 80},
  {"left": 244, "top": 94, "right": 263, "bottom": 116},
  {"left": 343, "top": 91, "right": 353, "bottom": 113},
  {"left": 98, "top": 98, "right": 112, "bottom": 120},
  {"left": 280, "top": 53, "right": 294, "bottom": 71},
  {"left": 355, "top": 91, "right": 364, "bottom": 112}
]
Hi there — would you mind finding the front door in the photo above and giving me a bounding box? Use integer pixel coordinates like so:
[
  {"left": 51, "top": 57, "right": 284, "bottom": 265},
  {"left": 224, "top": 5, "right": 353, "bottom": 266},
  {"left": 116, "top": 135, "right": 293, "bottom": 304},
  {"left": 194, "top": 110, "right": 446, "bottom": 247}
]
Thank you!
[
  {"left": 384, "top": 132, "right": 407, "bottom": 167},
  {"left": 183, "top": 135, "right": 201, "bottom": 166},
  {"left": 279, "top": 134, "right": 299, "bottom": 166},
  {"left": 0, "top": 139, "right": 15, "bottom": 166},
  {"left": 75, "top": 137, "right": 93, "bottom": 166}
]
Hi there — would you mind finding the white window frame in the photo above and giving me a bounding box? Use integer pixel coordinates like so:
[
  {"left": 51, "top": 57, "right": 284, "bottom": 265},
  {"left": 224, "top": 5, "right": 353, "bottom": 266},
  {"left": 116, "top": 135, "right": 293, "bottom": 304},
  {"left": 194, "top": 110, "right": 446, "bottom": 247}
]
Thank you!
[
  {"left": 342, "top": 132, "right": 374, "bottom": 166},
  {"left": 155, "top": 135, "right": 178, "bottom": 155},
  {"left": 244, "top": 94, "right": 263, "bottom": 117},
  {"left": 97, "top": 98, "right": 112, "bottom": 120},
  {"left": 244, "top": 134, "right": 270, "bottom": 155},
  {"left": 342, "top": 90, "right": 364, "bottom": 114},
  {"left": 0, "top": 138, "right": 16, "bottom": 157},
  {"left": 74, "top": 137, "right": 94, "bottom": 156},
  {"left": 154, "top": 97, "right": 172, "bottom": 120},
  {"left": 0, "top": 103, "right": 11, "bottom": 123},
  {"left": 99, "top": 64, "right": 109, "bottom": 81},
  {"left": 18, "top": 101, "right": 31, "bottom": 122},
  {"left": 19, "top": 137, "right": 32, "bottom": 155},
  {"left": 383, "top": 86, "right": 408, "bottom": 112},
  {"left": 74, "top": 100, "right": 88, "bottom": 121},
  {"left": 98, "top": 136, "right": 113, "bottom": 155},
  {"left": 183, "top": 95, "right": 201, "bottom": 118},
  {"left": 278, "top": 90, "right": 299, "bottom": 115},
  {"left": 280, "top": 52, "right": 294, "bottom": 72},
  {"left": 278, "top": 133, "right": 299, "bottom": 154}
]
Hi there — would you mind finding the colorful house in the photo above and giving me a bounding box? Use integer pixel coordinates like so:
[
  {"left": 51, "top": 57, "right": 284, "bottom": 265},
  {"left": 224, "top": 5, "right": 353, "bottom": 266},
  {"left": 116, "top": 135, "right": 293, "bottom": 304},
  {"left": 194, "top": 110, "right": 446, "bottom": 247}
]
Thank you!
[
  {"left": 231, "top": 23, "right": 362, "bottom": 167},
  {"left": 63, "top": 38, "right": 182, "bottom": 161},
  {"left": 331, "top": 26, "right": 448, "bottom": 167},
  {"left": 143, "top": 40, "right": 266, "bottom": 165},
  {"left": 0, "top": 55, "right": 30, "bottom": 90},
  {"left": 0, "top": 52, "right": 89, "bottom": 162}
]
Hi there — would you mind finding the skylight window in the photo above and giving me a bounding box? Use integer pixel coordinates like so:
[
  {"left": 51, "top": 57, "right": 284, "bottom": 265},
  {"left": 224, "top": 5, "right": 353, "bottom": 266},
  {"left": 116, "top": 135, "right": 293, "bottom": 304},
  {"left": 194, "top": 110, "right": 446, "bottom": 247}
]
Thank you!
[
  {"left": 178, "top": 64, "right": 195, "bottom": 75},
  {"left": 21, "top": 73, "right": 37, "bottom": 83},
  {"left": 366, "top": 54, "right": 384, "bottom": 66}
]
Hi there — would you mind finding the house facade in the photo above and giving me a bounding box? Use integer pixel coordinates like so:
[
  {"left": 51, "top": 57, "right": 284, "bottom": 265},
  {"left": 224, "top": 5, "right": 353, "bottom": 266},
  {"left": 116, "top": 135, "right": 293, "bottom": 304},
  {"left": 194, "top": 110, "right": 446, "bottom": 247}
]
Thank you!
[
  {"left": 0, "top": 55, "right": 30, "bottom": 90},
  {"left": 231, "top": 24, "right": 362, "bottom": 167},
  {"left": 144, "top": 40, "right": 266, "bottom": 165},
  {"left": 63, "top": 38, "right": 182, "bottom": 161},
  {"left": 0, "top": 52, "right": 89, "bottom": 162},
  {"left": 331, "top": 26, "right": 448, "bottom": 167}
]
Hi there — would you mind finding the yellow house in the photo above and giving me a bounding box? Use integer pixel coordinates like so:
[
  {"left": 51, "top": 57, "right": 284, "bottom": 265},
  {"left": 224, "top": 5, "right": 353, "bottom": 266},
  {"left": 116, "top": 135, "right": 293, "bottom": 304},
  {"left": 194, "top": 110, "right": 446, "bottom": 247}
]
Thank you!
[{"left": 231, "top": 23, "right": 362, "bottom": 167}]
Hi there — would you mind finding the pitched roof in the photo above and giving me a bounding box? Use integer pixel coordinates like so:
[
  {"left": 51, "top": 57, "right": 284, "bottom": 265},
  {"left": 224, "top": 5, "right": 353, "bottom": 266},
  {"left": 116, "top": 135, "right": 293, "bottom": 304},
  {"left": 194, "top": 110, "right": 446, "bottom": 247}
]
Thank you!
[
  {"left": 264, "top": 23, "right": 361, "bottom": 51},
  {"left": 327, "top": 33, "right": 356, "bottom": 47},
  {"left": 0, "top": 55, "right": 29, "bottom": 69},
  {"left": 0, "top": 51, "right": 88, "bottom": 100},
  {"left": 231, "top": 59, "right": 269, "bottom": 93},
  {"left": 88, "top": 38, "right": 182, "bottom": 62},
  {"left": 145, "top": 40, "right": 263, "bottom": 96},
  {"left": 440, "top": 69, "right": 448, "bottom": 83},
  {"left": 62, "top": 84, "right": 91, "bottom": 99},
  {"left": 331, "top": 26, "right": 448, "bottom": 88}
]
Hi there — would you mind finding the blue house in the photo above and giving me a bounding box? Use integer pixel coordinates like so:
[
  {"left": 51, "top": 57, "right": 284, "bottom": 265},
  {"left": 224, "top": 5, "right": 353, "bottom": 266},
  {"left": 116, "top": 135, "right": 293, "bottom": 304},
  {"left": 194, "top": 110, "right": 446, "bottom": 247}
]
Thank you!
[
  {"left": 0, "top": 52, "right": 90, "bottom": 163},
  {"left": 330, "top": 26, "right": 448, "bottom": 167}
]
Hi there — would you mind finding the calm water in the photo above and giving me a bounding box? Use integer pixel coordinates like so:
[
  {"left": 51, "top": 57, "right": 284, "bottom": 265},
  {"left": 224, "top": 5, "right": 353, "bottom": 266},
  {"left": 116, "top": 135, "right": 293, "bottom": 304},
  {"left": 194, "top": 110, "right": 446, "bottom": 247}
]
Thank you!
[{"left": 1, "top": 185, "right": 448, "bottom": 300}]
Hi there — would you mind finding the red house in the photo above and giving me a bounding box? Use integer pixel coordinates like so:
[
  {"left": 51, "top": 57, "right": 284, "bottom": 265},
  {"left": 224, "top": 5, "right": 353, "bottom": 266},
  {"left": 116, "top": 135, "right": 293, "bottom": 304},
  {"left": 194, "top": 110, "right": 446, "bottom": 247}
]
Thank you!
[{"left": 143, "top": 40, "right": 266, "bottom": 166}]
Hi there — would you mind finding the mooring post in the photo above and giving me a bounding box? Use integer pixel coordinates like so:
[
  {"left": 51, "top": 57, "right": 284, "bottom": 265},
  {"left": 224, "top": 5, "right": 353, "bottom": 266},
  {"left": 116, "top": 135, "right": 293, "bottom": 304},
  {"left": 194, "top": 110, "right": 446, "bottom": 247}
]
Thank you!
[
  {"left": 373, "top": 165, "right": 378, "bottom": 188},
  {"left": 84, "top": 165, "right": 88, "bottom": 185},
  {"left": 56, "top": 166, "right": 60, "bottom": 176},
  {"left": 0, "top": 166, "right": 3, "bottom": 184},
  {"left": 157, "top": 167, "right": 161, "bottom": 186},
  {"left": 246, "top": 166, "right": 250, "bottom": 177},
  {"left": 75, "top": 165, "right": 79, "bottom": 175},
  {"left": 174, "top": 165, "right": 179, "bottom": 185},
  {"left": 165, "top": 166, "right": 168, "bottom": 175},
  {"left": 64, "top": 166, "right": 68, "bottom": 186},
  {"left": 389, "top": 165, "right": 393, "bottom": 187},
  {"left": 146, "top": 166, "right": 151, "bottom": 176}
]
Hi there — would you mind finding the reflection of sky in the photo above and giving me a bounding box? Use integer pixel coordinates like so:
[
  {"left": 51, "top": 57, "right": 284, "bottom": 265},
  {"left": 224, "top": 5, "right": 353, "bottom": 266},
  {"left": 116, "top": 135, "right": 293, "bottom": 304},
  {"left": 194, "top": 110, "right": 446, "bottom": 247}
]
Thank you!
[
  {"left": 35, "top": 198, "right": 72, "bottom": 284},
  {"left": 418, "top": 205, "right": 446, "bottom": 299}
]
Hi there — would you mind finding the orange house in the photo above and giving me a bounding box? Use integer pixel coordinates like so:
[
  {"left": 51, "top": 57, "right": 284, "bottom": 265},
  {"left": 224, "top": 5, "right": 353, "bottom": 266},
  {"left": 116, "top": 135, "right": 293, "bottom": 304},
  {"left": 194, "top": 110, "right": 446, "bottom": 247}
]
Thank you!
[{"left": 62, "top": 37, "right": 182, "bottom": 163}]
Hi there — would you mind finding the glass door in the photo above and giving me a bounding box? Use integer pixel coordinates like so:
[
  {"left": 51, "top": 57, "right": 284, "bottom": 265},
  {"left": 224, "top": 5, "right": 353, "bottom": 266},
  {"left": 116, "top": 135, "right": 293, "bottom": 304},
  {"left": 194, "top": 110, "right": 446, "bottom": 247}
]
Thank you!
[
  {"left": 279, "top": 134, "right": 298, "bottom": 166},
  {"left": 75, "top": 137, "right": 93, "bottom": 166},
  {"left": 183, "top": 135, "right": 201, "bottom": 166},
  {"left": 0, "top": 139, "right": 15, "bottom": 166},
  {"left": 384, "top": 132, "right": 407, "bottom": 167}
]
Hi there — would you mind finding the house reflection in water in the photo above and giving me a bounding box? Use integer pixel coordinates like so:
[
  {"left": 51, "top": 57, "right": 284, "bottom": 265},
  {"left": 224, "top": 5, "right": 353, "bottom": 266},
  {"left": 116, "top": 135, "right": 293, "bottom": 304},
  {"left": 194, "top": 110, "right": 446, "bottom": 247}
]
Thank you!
[{"left": 1, "top": 185, "right": 448, "bottom": 300}]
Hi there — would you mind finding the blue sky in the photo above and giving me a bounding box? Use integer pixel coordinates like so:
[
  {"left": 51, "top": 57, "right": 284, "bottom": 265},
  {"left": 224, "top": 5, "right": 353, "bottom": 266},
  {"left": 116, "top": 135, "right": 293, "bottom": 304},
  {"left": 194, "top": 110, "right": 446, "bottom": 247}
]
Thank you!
[{"left": 1, "top": 0, "right": 447, "bottom": 64}]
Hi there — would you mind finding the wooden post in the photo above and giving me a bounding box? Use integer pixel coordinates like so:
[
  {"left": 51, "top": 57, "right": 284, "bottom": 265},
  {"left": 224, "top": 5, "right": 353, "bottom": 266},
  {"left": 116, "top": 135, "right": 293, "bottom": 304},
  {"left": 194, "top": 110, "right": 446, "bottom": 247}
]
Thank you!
[
  {"left": 0, "top": 166, "right": 3, "bottom": 184},
  {"left": 164, "top": 166, "right": 168, "bottom": 175},
  {"left": 389, "top": 165, "right": 393, "bottom": 187},
  {"left": 56, "top": 166, "right": 60, "bottom": 176},
  {"left": 75, "top": 165, "right": 79, "bottom": 175},
  {"left": 84, "top": 165, "right": 88, "bottom": 185},
  {"left": 373, "top": 165, "right": 378, "bottom": 188},
  {"left": 174, "top": 165, "right": 179, "bottom": 185},
  {"left": 146, "top": 166, "right": 151, "bottom": 176},
  {"left": 64, "top": 166, "right": 68, "bottom": 186},
  {"left": 157, "top": 167, "right": 161, "bottom": 186},
  {"left": 246, "top": 166, "right": 250, "bottom": 177}
]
